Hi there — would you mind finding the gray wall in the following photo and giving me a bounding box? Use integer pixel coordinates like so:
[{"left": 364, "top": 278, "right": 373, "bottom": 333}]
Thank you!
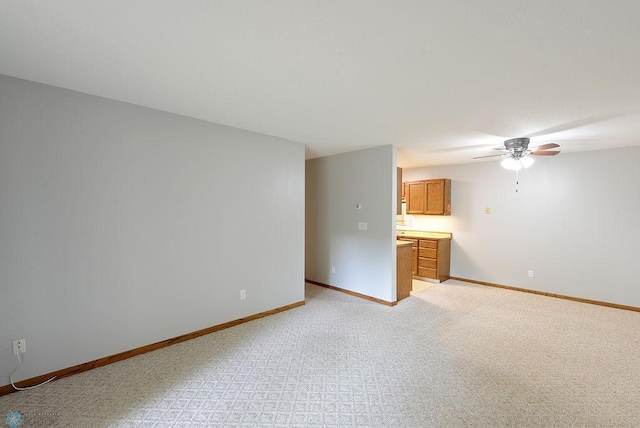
[
  {"left": 306, "top": 145, "right": 397, "bottom": 302},
  {"left": 0, "top": 75, "right": 305, "bottom": 385},
  {"left": 403, "top": 146, "right": 640, "bottom": 307}
]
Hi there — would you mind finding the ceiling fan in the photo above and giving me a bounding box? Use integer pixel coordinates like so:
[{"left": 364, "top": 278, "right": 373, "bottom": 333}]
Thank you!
[{"left": 474, "top": 137, "right": 560, "bottom": 170}]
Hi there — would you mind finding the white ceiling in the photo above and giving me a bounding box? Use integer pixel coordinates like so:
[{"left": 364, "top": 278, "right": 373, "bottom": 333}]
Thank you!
[{"left": 2, "top": 1, "right": 640, "bottom": 168}]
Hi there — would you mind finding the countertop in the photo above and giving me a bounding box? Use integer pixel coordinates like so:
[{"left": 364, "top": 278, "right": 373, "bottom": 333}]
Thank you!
[
  {"left": 396, "top": 230, "right": 453, "bottom": 240},
  {"left": 396, "top": 240, "right": 414, "bottom": 247}
]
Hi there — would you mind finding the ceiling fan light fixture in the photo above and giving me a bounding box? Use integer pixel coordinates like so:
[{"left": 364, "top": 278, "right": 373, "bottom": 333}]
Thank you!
[
  {"left": 520, "top": 156, "right": 535, "bottom": 168},
  {"left": 501, "top": 157, "right": 521, "bottom": 171},
  {"left": 501, "top": 155, "right": 534, "bottom": 171}
]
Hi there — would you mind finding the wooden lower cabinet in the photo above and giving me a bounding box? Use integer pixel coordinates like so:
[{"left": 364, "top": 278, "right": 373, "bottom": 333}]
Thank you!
[
  {"left": 397, "top": 238, "right": 418, "bottom": 275},
  {"left": 417, "top": 238, "right": 451, "bottom": 282},
  {"left": 396, "top": 242, "right": 413, "bottom": 301},
  {"left": 398, "top": 234, "right": 451, "bottom": 282}
]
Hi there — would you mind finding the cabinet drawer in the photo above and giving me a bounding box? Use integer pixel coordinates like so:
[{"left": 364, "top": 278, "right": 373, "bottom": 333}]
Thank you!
[
  {"left": 418, "top": 258, "right": 436, "bottom": 269},
  {"left": 418, "top": 267, "right": 437, "bottom": 279},
  {"left": 419, "top": 240, "right": 437, "bottom": 249},
  {"left": 419, "top": 248, "right": 437, "bottom": 259}
]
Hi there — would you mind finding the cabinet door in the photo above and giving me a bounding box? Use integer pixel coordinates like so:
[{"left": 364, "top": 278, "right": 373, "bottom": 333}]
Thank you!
[
  {"left": 425, "top": 179, "right": 451, "bottom": 215},
  {"left": 412, "top": 246, "right": 418, "bottom": 275},
  {"left": 405, "top": 181, "right": 425, "bottom": 214},
  {"left": 425, "top": 180, "right": 444, "bottom": 215},
  {"left": 398, "top": 238, "right": 418, "bottom": 275},
  {"left": 396, "top": 244, "right": 412, "bottom": 301}
]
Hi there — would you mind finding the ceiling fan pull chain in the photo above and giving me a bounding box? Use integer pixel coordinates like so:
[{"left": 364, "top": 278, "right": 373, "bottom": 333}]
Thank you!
[{"left": 515, "top": 169, "right": 519, "bottom": 193}]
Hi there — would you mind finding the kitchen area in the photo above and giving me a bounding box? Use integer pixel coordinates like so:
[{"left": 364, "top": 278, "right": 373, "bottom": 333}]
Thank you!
[{"left": 396, "top": 170, "right": 453, "bottom": 301}]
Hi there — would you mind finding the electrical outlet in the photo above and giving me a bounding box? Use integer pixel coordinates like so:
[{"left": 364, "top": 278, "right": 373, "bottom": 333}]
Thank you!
[
  {"left": 13, "top": 338, "right": 26, "bottom": 355},
  {"left": 528, "top": 270, "right": 534, "bottom": 278},
  {"left": 240, "top": 290, "right": 246, "bottom": 300},
  {"left": 331, "top": 266, "right": 336, "bottom": 274}
]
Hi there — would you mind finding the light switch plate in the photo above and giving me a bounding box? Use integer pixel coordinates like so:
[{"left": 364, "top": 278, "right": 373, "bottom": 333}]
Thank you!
[{"left": 358, "top": 222, "right": 368, "bottom": 230}]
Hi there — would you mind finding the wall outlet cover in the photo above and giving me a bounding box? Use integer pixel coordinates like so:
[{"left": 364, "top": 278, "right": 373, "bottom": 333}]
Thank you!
[{"left": 13, "top": 338, "right": 26, "bottom": 355}]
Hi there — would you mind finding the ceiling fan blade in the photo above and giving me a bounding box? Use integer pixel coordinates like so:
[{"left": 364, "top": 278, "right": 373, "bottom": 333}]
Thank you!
[
  {"left": 473, "top": 154, "right": 507, "bottom": 159},
  {"left": 492, "top": 147, "right": 508, "bottom": 151},
  {"left": 530, "top": 143, "right": 560, "bottom": 151},
  {"left": 531, "top": 150, "right": 560, "bottom": 156}
]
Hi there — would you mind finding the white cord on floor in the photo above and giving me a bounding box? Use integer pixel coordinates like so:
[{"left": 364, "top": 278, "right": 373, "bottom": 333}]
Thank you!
[{"left": 9, "top": 352, "right": 56, "bottom": 391}]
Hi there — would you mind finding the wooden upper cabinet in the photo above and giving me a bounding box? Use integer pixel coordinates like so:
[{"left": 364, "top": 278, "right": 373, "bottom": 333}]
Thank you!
[{"left": 404, "top": 179, "right": 451, "bottom": 215}]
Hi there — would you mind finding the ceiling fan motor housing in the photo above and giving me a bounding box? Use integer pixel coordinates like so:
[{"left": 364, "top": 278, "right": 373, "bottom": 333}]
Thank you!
[
  {"left": 504, "top": 137, "right": 530, "bottom": 151},
  {"left": 472, "top": 137, "right": 558, "bottom": 161}
]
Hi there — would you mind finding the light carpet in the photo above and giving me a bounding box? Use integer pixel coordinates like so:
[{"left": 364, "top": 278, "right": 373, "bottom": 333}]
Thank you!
[{"left": 1, "top": 280, "right": 639, "bottom": 427}]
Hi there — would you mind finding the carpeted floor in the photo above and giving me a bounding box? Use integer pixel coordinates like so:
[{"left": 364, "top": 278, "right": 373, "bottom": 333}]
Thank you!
[{"left": 1, "top": 280, "right": 639, "bottom": 427}]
